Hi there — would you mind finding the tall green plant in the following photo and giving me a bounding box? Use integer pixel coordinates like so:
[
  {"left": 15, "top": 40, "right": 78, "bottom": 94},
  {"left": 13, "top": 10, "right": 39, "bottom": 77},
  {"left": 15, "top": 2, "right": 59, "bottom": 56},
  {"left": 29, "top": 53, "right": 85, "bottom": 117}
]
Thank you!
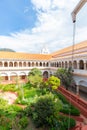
[
  {"left": 47, "top": 76, "right": 60, "bottom": 90},
  {"left": 31, "top": 93, "right": 62, "bottom": 129},
  {"left": 28, "top": 68, "right": 42, "bottom": 88},
  {"left": 29, "top": 68, "right": 42, "bottom": 76},
  {"left": 55, "top": 68, "right": 75, "bottom": 90}
]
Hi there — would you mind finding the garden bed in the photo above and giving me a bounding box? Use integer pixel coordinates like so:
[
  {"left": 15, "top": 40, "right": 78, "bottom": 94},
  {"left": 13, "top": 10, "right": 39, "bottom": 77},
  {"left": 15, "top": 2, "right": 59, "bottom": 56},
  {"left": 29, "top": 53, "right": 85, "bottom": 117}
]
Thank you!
[{"left": 0, "top": 83, "right": 78, "bottom": 130}]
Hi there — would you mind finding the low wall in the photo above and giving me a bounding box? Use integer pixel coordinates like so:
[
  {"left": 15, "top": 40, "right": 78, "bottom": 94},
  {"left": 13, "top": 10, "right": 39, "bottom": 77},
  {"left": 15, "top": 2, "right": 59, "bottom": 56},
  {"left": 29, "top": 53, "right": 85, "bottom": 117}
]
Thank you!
[{"left": 58, "top": 87, "right": 87, "bottom": 118}]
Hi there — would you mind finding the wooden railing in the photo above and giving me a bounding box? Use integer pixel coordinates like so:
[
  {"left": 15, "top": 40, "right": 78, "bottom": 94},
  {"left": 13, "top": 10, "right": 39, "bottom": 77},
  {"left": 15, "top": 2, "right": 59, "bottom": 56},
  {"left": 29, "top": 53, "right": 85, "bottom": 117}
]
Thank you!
[
  {"left": 70, "top": 123, "right": 82, "bottom": 130},
  {"left": 58, "top": 87, "right": 87, "bottom": 117}
]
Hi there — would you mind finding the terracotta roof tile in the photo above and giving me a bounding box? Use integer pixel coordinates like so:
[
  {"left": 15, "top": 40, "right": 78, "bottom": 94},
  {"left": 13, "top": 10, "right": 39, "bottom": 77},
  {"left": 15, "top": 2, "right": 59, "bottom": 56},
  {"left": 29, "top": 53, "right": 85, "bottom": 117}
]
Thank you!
[
  {"left": 0, "top": 52, "right": 52, "bottom": 60},
  {"left": 0, "top": 40, "right": 87, "bottom": 60},
  {"left": 51, "top": 40, "right": 87, "bottom": 57}
]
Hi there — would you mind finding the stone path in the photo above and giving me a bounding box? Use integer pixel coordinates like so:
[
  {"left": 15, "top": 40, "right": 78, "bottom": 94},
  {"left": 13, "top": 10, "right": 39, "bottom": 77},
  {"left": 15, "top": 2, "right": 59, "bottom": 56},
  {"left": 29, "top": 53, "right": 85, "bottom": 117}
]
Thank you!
[{"left": 0, "top": 91, "right": 17, "bottom": 104}]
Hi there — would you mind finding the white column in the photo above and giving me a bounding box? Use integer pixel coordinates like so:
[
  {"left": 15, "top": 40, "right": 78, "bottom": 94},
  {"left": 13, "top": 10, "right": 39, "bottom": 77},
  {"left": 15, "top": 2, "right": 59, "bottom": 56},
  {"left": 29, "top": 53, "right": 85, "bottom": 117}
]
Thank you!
[
  {"left": 84, "top": 62, "right": 86, "bottom": 70},
  {"left": 76, "top": 85, "right": 79, "bottom": 96},
  {"left": 77, "top": 62, "right": 79, "bottom": 69},
  {"left": 67, "top": 62, "right": 69, "bottom": 68},
  {"left": 2, "top": 61, "right": 4, "bottom": 67},
  {"left": 8, "top": 76, "right": 10, "bottom": 81},
  {"left": 13, "top": 61, "right": 14, "bottom": 67}
]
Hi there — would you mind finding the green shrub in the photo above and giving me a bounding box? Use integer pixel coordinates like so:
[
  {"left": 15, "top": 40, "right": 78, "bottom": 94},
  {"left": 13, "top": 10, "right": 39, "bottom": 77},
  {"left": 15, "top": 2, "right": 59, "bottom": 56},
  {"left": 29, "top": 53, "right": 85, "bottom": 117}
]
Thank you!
[
  {"left": 56, "top": 92, "right": 69, "bottom": 104},
  {"left": 15, "top": 97, "right": 29, "bottom": 105},
  {"left": 19, "top": 116, "right": 29, "bottom": 128},
  {"left": 24, "top": 88, "right": 38, "bottom": 98},
  {"left": 7, "top": 104, "right": 22, "bottom": 112},
  {"left": 23, "top": 106, "right": 32, "bottom": 116},
  {"left": 2, "top": 84, "right": 17, "bottom": 92},
  {"left": 60, "top": 104, "right": 80, "bottom": 116},
  {"left": 6, "top": 105, "right": 23, "bottom": 118},
  {"left": 24, "top": 82, "right": 32, "bottom": 89},
  {"left": 0, "top": 98, "right": 8, "bottom": 109},
  {"left": 58, "top": 115, "right": 76, "bottom": 130},
  {"left": 0, "top": 116, "right": 11, "bottom": 130},
  {"left": 31, "top": 93, "right": 62, "bottom": 129},
  {"left": 56, "top": 92, "right": 80, "bottom": 116}
]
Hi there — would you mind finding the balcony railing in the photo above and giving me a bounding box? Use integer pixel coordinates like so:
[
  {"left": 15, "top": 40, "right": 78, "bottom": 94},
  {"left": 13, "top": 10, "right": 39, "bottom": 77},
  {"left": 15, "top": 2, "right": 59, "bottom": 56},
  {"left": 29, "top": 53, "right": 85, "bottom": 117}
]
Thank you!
[
  {"left": 0, "top": 66, "right": 50, "bottom": 71},
  {"left": 73, "top": 69, "right": 87, "bottom": 76}
]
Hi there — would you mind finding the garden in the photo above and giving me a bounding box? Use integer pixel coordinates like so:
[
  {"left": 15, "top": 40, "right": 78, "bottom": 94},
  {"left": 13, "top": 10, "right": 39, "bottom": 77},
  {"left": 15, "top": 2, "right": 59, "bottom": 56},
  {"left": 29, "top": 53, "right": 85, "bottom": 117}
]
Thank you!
[{"left": 0, "top": 68, "right": 80, "bottom": 130}]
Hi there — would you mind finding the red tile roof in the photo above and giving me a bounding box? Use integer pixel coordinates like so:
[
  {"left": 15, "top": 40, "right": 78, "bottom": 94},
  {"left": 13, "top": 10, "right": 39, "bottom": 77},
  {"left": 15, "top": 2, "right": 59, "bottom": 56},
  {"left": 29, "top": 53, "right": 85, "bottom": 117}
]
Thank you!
[
  {"left": 52, "top": 40, "right": 87, "bottom": 58},
  {"left": 0, "top": 52, "right": 52, "bottom": 60}
]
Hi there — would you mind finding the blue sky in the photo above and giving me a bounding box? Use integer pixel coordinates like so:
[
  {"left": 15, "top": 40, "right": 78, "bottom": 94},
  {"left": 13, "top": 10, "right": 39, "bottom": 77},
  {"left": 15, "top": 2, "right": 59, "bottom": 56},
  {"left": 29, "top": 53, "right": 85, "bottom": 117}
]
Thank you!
[
  {"left": 0, "top": 0, "right": 87, "bottom": 53},
  {"left": 0, "top": 0, "right": 37, "bottom": 35}
]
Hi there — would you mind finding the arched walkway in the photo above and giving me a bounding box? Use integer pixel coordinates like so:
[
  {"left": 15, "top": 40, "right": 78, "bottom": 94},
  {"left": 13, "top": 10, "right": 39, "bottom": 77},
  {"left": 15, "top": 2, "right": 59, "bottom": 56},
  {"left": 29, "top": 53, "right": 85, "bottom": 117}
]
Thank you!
[
  {"left": 79, "top": 60, "right": 84, "bottom": 70},
  {"left": 0, "top": 73, "right": 8, "bottom": 81},
  {"left": 78, "top": 80, "right": 87, "bottom": 100},
  {"left": 10, "top": 72, "right": 18, "bottom": 81},
  {"left": 43, "top": 71, "right": 49, "bottom": 78},
  {"left": 20, "top": 72, "right": 26, "bottom": 80}
]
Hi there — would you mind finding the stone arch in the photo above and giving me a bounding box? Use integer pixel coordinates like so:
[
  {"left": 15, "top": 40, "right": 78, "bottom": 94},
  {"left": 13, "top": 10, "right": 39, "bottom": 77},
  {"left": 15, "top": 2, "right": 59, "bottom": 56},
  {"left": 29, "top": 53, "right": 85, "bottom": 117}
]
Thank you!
[
  {"left": 36, "top": 62, "right": 38, "bottom": 67},
  {"left": 46, "top": 62, "right": 49, "bottom": 67},
  {"left": 50, "top": 62, "right": 52, "bottom": 67},
  {"left": 0, "top": 73, "right": 8, "bottom": 81},
  {"left": 19, "top": 62, "right": 22, "bottom": 67},
  {"left": 20, "top": 72, "right": 26, "bottom": 80},
  {"left": 61, "top": 62, "right": 64, "bottom": 68},
  {"left": 65, "top": 61, "right": 67, "bottom": 68},
  {"left": 28, "top": 62, "right": 31, "bottom": 67},
  {"left": 4, "top": 62, "right": 8, "bottom": 67},
  {"left": 14, "top": 62, "right": 18, "bottom": 67},
  {"left": 43, "top": 62, "right": 45, "bottom": 67},
  {"left": 40, "top": 62, "right": 42, "bottom": 67},
  {"left": 79, "top": 60, "right": 84, "bottom": 69},
  {"left": 59, "top": 62, "right": 61, "bottom": 67},
  {"left": 32, "top": 62, "right": 34, "bottom": 67},
  {"left": 78, "top": 80, "right": 87, "bottom": 93},
  {"left": 43, "top": 71, "right": 49, "bottom": 78},
  {"left": 79, "top": 80, "right": 87, "bottom": 87},
  {"left": 0, "top": 62, "right": 3, "bottom": 67},
  {"left": 23, "top": 62, "right": 26, "bottom": 67},
  {"left": 52, "top": 62, "right": 54, "bottom": 67},
  {"left": 57, "top": 62, "right": 59, "bottom": 67},
  {"left": 55, "top": 62, "right": 57, "bottom": 67},
  {"left": 9, "top": 62, "right": 13, "bottom": 67},
  {"left": 10, "top": 72, "right": 18, "bottom": 81},
  {"left": 86, "top": 61, "right": 87, "bottom": 70},
  {"left": 73, "top": 60, "right": 77, "bottom": 69},
  {"left": 69, "top": 61, "right": 72, "bottom": 68}
]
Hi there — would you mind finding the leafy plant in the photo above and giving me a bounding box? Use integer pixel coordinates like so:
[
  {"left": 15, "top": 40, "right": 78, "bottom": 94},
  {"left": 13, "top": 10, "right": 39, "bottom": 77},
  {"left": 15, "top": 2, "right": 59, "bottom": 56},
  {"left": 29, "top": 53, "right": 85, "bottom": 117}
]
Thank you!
[
  {"left": 31, "top": 93, "right": 62, "bottom": 129},
  {"left": 55, "top": 68, "right": 75, "bottom": 90},
  {"left": 46, "top": 76, "right": 60, "bottom": 91},
  {"left": 58, "top": 115, "right": 76, "bottom": 130},
  {"left": 29, "top": 68, "right": 42, "bottom": 76},
  {"left": 56, "top": 92, "right": 80, "bottom": 116},
  {"left": 19, "top": 116, "right": 29, "bottom": 129}
]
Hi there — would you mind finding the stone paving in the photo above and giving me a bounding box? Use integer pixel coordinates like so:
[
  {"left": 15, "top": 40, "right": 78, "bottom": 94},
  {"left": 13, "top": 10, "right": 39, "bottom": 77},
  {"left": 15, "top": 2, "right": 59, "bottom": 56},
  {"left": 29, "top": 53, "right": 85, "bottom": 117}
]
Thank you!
[{"left": 0, "top": 91, "right": 17, "bottom": 104}]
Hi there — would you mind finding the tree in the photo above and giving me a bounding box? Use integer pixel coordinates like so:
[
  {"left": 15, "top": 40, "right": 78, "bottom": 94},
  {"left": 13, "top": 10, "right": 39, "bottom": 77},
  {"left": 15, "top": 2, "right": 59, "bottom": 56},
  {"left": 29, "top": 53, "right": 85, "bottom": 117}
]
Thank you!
[
  {"left": 29, "top": 68, "right": 42, "bottom": 76},
  {"left": 28, "top": 68, "right": 42, "bottom": 87},
  {"left": 55, "top": 68, "right": 75, "bottom": 90},
  {"left": 28, "top": 75, "right": 42, "bottom": 87},
  {"left": 31, "top": 93, "right": 62, "bottom": 129},
  {"left": 47, "top": 76, "right": 60, "bottom": 90}
]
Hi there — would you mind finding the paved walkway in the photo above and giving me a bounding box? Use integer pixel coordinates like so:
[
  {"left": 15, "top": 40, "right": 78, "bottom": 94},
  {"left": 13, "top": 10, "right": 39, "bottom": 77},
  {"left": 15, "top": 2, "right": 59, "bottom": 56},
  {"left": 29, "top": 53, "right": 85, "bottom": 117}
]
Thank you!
[{"left": 0, "top": 91, "right": 17, "bottom": 104}]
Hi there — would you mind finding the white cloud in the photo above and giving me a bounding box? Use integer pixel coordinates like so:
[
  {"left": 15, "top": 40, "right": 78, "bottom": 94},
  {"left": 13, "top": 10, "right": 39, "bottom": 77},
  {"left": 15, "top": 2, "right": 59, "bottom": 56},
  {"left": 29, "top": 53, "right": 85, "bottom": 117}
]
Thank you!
[{"left": 0, "top": 0, "right": 86, "bottom": 53}]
